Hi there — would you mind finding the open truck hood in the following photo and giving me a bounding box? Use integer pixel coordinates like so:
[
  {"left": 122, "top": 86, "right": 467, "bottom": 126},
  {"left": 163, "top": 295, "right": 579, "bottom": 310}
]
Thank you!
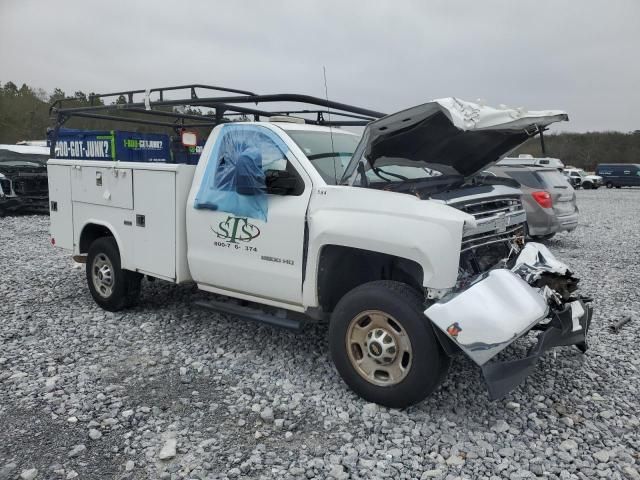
[{"left": 344, "top": 98, "right": 568, "bottom": 179}]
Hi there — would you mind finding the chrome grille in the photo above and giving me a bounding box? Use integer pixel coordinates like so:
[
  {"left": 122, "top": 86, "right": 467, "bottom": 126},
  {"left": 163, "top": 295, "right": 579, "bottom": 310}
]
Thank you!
[
  {"left": 451, "top": 192, "right": 527, "bottom": 278},
  {"left": 12, "top": 177, "right": 48, "bottom": 195},
  {"left": 456, "top": 196, "right": 523, "bottom": 220},
  {"left": 461, "top": 224, "right": 525, "bottom": 252}
]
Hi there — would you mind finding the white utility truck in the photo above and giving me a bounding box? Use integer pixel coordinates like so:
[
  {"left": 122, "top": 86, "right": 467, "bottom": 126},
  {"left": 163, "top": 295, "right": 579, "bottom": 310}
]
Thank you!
[
  {"left": 563, "top": 167, "right": 603, "bottom": 189},
  {"left": 48, "top": 87, "right": 593, "bottom": 407}
]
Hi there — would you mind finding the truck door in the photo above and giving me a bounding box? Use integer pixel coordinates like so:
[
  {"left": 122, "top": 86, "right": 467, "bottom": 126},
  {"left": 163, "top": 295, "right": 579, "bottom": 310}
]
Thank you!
[{"left": 186, "top": 124, "right": 312, "bottom": 307}]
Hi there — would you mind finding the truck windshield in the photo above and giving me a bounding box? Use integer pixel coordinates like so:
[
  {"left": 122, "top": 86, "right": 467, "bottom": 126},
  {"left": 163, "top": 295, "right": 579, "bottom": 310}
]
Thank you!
[
  {"left": 354, "top": 158, "right": 460, "bottom": 186},
  {"left": 286, "top": 131, "right": 361, "bottom": 185}
]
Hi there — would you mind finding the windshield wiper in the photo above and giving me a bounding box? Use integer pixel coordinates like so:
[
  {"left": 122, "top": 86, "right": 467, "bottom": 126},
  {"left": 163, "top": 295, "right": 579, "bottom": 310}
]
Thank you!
[
  {"left": 372, "top": 166, "right": 409, "bottom": 182},
  {"left": 382, "top": 175, "right": 465, "bottom": 195},
  {"left": 307, "top": 152, "right": 353, "bottom": 160}
]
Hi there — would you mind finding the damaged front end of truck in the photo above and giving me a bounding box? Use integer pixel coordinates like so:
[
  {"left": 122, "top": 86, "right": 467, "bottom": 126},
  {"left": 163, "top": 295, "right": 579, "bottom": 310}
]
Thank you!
[
  {"left": 342, "top": 97, "right": 593, "bottom": 399},
  {"left": 427, "top": 242, "right": 593, "bottom": 399}
]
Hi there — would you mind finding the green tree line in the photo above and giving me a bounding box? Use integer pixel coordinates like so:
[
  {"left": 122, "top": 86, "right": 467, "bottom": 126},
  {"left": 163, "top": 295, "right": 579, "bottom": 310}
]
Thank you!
[
  {"left": 513, "top": 131, "right": 640, "bottom": 171},
  {"left": 0, "top": 81, "right": 214, "bottom": 144},
  {"left": 1, "top": 81, "right": 638, "bottom": 170}
]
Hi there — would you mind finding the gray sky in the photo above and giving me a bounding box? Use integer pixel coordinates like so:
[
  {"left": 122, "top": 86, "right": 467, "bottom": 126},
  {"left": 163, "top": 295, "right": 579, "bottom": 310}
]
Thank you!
[{"left": 1, "top": 0, "right": 638, "bottom": 132}]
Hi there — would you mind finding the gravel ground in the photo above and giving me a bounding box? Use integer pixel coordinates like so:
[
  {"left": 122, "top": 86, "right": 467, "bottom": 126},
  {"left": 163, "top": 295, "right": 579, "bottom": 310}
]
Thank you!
[{"left": 1, "top": 188, "right": 639, "bottom": 480}]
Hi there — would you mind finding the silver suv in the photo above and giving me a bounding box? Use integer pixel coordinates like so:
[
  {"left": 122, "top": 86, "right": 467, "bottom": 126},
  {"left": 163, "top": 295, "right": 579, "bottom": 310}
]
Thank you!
[{"left": 488, "top": 165, "right": 578, "bottom": 240}]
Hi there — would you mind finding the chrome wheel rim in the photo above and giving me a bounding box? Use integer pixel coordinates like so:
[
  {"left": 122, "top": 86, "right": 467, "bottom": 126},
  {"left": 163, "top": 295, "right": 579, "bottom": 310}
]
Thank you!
[
  {"left": 346, "top": 310, "right": 412, "bottom": 386},
  {"left": 92, "top": 253, "right": 114, "bottom": 298}
]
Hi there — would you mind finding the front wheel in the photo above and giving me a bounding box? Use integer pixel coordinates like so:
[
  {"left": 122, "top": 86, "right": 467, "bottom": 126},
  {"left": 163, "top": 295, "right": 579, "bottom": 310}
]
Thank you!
[
  {"left": 86, "top": 237, "right": 142, "bottom": 311},
  {"left": 329, "top": 281, "right": 450, "bottom": 408},
  {"left": 582, "top": 181, "right": 592, "bottom": 190},
  {"left": 606, "top": 182, "right": 614, "bottom": 189}
]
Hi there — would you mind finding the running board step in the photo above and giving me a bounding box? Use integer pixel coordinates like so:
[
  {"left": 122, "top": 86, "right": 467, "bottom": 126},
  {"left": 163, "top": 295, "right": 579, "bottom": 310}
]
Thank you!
[{"left": 194, "top": 299, "right": 303, "bottom": 331}]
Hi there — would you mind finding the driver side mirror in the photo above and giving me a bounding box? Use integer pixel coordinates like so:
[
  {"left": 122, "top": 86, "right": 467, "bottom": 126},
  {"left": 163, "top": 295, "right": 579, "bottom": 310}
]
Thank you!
[{"left": 265, "top": 169, "right": 298, "bottom": 195}]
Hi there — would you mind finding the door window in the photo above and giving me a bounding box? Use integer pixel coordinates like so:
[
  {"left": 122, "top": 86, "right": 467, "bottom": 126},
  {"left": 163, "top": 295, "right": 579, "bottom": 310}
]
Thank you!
[{"left": 194, "top": 124, "right": 298, "bottom": 221}]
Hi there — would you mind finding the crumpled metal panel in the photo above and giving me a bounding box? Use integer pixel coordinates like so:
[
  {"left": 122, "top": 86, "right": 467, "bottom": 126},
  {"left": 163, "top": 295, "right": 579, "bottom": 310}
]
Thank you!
[
  {"left": 425, "top": 241, "right": 592, "bottom": 398},
  {"left": 511, "top": 242, "right": 570, "bottom": 282},
  {"left": 426, "top": 269, "right": 549, "bottom": 366}
]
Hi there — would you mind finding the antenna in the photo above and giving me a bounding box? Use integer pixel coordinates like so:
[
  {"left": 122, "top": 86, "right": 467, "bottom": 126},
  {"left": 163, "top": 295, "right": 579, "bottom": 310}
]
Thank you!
[{"left": 323, "top": 66, "right": 338, "bottom": 184}]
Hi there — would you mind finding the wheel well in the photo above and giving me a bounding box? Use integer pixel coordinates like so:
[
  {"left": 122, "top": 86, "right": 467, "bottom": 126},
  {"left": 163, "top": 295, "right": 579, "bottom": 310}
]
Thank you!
[
  {"left": 79, "top": 224, "right": 114, "bottom": 253},
  {"left": 317, "top": 245, "right": 424, "bottom": 313}
]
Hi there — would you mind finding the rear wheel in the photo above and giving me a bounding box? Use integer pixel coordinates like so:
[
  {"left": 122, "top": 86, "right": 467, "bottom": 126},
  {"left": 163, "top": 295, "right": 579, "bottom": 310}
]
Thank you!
[
  {"left": 606, "top": 181, "right": 614, "bottom": 189},
  {"left": 329, "top": 281, "right": 450, "bottom": 408},
  {"left": 86, "top": 237, "right": 142, "bottom": 311}
]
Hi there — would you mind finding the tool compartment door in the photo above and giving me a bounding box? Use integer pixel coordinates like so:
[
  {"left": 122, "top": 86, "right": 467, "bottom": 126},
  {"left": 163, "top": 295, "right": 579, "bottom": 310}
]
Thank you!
[
  {"left": 132, "top": 169, "right": 176, "bottom": 279},
  {"left": 47, "top": 164, "right": 74, "bottom": 250},
  {"left": 70, "top": 165, "right": 133, "bottom": 209}
]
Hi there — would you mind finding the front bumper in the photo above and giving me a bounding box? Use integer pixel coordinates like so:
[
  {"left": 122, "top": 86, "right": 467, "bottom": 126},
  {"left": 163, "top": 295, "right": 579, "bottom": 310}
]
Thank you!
[
  {"left": 0, "top": 196, "right": 22, "bottom": 214},
  {"left": 481, "top": 300, "right": 592, "bottom": 399},
  {"left": 425, "top": 242, "right": 593, "bottom": 399},
  {"left": 0, "top": 195, "right": 49, "bottom": 215},
  {"left": 528, "top": 210, "right": 578, "bottom": 236}
]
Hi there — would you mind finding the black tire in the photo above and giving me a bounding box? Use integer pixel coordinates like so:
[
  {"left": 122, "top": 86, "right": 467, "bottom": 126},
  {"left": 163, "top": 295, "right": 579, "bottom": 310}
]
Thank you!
[
  {"left": 606, "top": 182, "right": 613, "bottom": 189},
  {"left": 582, "top": 182, "right": 592, "bottom": 190},
  {"left": 86, "top": 237, "right": 142, "bottom": 312},
  {"left": 530, "top": 233, "right": 556, "bottom": 241},
  {"left": 329, "top": 280, "right": 450, "bottom": 408},
  {"left": 525, "top": 223, "right": 555, "bottom": 242}
]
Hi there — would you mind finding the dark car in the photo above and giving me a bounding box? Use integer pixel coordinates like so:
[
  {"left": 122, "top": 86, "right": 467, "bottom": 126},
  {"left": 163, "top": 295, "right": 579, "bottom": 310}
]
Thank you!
[
  {"left": 0, "top": 145, "right": 50, "bottom": 215},
  {"left": 595, "top": 163, "right": 640, "bottom": 188}
]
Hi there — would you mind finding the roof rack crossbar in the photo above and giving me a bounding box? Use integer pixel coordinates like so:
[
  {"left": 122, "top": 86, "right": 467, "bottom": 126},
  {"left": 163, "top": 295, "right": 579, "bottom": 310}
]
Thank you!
[
  {"left": 269, "top": 109, "right": 376, "bottom": 121},
  {"left": 122, "top": 105, "right": 274, "bottom": 122},
  {"left": 49, "top": 87, "right": 387, "bottom": 139},
  {"left": 64, "top": 111, "right": 221, "bottom": 129},
  {"left": 53, "top": 93, "right": 386, "bottom": 119},
  {"left": 50, "top": 84, "right": 258, "bottom": 111},
  {"left": 66, "top": 110, "right": 371, "bottom": 129}
]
